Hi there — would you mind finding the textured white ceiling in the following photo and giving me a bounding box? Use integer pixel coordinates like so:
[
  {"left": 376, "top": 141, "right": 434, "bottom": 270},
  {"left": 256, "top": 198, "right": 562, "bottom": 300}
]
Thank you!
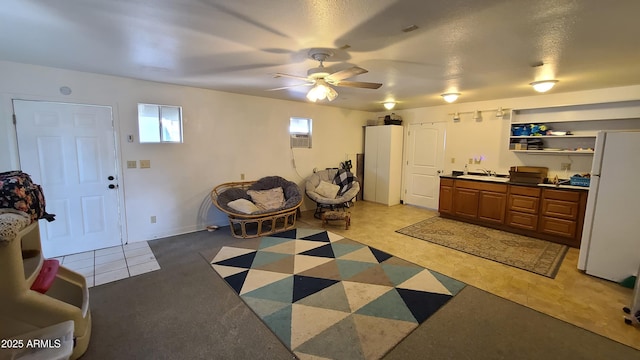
[{"left": 1, "top": 0, "right": 639, "bottom": 111}]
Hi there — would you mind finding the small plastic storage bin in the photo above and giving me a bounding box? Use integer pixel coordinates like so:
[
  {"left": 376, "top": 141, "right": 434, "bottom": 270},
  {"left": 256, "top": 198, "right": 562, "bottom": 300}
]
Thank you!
[{"left": 570, "top": 176, "right": 591, "bottom": 187}]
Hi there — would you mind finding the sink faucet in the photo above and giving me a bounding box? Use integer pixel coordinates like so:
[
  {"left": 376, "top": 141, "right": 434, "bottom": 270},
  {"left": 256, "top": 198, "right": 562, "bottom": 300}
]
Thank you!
[{"left": 477, "top": 168, "right": 496, "bottom": 176}]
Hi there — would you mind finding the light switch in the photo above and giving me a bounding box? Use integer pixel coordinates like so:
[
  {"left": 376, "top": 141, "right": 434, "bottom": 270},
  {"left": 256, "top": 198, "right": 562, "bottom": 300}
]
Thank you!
[
  {"left": 127, "top": 160, "right": 137, "bottom": 169},
  {"left": 140, "top": 160, "right": 151, "bottom": 168}
]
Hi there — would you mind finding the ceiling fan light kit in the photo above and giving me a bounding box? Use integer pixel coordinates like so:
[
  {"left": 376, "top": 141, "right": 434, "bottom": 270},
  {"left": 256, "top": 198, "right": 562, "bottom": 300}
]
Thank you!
[
  {"left": 441, "top": 93, "right": 460, "bottom": 103},
  {"left": 271, "top": 48, "right": 382, "bottom": 102},
  {"left": 530, "top": 80, "right": 558, "bottom": 93}
]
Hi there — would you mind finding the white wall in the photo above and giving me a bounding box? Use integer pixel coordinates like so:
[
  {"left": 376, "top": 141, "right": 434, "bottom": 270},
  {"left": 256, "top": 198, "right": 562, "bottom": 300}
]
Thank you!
[
  {"left": 0, "top": 61, "right": 372, "bottom": 243},
  {"left": 385, "top": 85, "right": 640, "bottom": 180}
]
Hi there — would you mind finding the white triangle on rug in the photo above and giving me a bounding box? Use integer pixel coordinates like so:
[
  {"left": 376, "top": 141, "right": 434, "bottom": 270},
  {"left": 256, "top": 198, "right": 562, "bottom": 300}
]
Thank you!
[
  {"left": 290, "top": 303, "right": 350, "bottom": 349},
  {"left": 327, "top": 231, "right": 344, "bottom": 243},
  {"left": 211, "top": 246, "right": 255, "bottom": 264},
  {"left": 211, "top": 264, "right": 247, "bottom": 278},
  {"left": 396, "top": 269, "right": 452, "bottom": 295},
  {"left": 293, "top": 255, "right": 333, "bottom": 274},
  {"left": 240, "top": 269, "right": 291, "bottom": 295},
  {"left": 295, "top": 240, "right": 329, "bottom": 254},
  {"left": 341, "top": 281, "right": 393, "bottom": 312}
]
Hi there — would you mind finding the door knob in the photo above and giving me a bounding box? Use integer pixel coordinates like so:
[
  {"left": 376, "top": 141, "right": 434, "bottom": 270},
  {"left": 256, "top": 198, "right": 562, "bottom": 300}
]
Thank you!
[
  {"left": 108, "top": 184, "right": 118, "bottom": 189},
  {"left": 108, "top": 176, "right": 115, "bottom": 180}
]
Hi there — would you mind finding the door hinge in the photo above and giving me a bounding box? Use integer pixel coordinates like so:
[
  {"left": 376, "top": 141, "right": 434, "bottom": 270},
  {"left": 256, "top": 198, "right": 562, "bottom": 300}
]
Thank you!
[{"left": 12, "top": 114, "right": 16, "bottom": 125}]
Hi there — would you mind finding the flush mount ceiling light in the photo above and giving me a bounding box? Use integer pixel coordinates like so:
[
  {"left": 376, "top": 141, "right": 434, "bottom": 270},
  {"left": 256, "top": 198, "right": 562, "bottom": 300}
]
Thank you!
[
  {"left": 441, "top": 93, "right": 460, "bottom": 103},
  {"left": 383, "top": 101, "right": 396, "bottom": 110},
  {"left": 530, "top": 80, "right": 558, "bottom": 93},
  {"left": 306, "top": 79, "right": 338, "bottom": 102}
]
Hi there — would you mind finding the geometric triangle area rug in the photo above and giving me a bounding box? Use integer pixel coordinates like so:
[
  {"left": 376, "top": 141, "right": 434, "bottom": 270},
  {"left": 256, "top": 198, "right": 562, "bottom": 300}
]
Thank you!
[{"left": 207, "top": 228, "right": 466, "bottom": 360}]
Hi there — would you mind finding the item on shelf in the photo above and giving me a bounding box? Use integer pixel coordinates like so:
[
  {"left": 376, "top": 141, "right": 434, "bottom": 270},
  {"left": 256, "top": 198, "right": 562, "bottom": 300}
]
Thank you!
[
  {"left": 570, "top": 174, "right": 591, "bottom": 187},
  {"left": 525, "top": 138, "right": 544, "bottom": 150},
  {"left": 384, "top": 113, "right": 402, "bottom": 125},
  {"left": 511, "top": 125, "right": 529, "bottom": 136},
  {"left": 528, "top": 124, "right": 548, "bottom": 136}
]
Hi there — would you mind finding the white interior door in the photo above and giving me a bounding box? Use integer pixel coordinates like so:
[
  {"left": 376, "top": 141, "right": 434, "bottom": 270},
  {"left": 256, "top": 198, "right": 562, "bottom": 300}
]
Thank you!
[
  {"left": 13, "top": 100, "right": 122, "bottom": 257},
  {"left": 404, "top": 122, "right": 446, "bottom": 209}
]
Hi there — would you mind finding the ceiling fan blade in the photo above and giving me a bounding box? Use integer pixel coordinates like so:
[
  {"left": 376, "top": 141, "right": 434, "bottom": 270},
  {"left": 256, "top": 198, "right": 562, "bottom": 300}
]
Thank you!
[
  {"left": 326, "top": 66, "right": 368, "bottom": 82},
  {"left": 266, "top": 83, "right": 313, "bottom": 91},
  {"left": 273, "top": 73, "right": 310, "bottom": 81},
  {"left": 335, "top": 80, "right": 382, "bottom": 89}
]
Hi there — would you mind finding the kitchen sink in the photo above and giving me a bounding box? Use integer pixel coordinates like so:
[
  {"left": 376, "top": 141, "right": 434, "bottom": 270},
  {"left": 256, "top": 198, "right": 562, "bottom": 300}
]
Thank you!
[{"left": 457, "top": 174, "right": 510, "bottom": 182}]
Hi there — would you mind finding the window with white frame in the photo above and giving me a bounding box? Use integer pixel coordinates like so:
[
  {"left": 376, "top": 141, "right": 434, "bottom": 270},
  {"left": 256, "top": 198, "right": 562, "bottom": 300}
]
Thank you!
[
  {"left": 138, "top": 103, "right": 183, "bottom": 143},
  {"left": 289, "top": 117, "right": 312, "bottom": 148}
]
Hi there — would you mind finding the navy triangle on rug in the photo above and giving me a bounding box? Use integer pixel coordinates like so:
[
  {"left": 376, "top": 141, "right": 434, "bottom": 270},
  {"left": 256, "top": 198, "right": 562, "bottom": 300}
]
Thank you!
[{"left": 205, "top": 228, "right": 466, "bottom": 360}]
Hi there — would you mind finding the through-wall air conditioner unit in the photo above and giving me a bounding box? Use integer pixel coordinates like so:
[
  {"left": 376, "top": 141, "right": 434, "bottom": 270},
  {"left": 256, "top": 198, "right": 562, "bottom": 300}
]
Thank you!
[{"left": 290, "top": 133, "right": 311, "bottom": 148}]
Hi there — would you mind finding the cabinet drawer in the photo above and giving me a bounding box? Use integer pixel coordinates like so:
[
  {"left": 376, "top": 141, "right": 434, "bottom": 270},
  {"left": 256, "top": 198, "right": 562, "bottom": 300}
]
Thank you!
[
  {"left": 509, "top": 185, "right": 541, "bottom": 197},
  {"left": 507, "top": 211, "right": 538, "bottom": 231},
  {"left": 539, "top": 216, "right": 577, "bottom": 239},
  {"left": 440, "top": 178, "right": 454, "bottom": 186},
  {"left": 541, "top": 199, "right": 579, "bottom": 220},
  {"left": 509, "top": 194, "right": 539, "bottom": 213},
  {"left": 455, "top": 180, "right": 507, "bottom": 193},
  {"left": 543, "top": 188, "right": 580, "bottom": 202}
]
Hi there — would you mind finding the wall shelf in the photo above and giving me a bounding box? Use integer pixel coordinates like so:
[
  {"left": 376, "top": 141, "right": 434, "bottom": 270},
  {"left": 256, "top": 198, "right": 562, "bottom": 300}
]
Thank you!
[{"left": 509, "top": 100, "right": 640, "bottom": 154}]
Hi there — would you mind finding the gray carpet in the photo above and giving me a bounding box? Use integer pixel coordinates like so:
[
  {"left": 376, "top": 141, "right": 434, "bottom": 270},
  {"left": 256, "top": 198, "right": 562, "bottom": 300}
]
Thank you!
[{"left": 81, "top": 229, "right": 640, "bottom": 360}]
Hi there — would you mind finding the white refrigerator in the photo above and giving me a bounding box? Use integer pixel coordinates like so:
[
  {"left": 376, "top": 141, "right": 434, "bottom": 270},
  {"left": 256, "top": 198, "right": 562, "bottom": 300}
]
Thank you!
[{"left": 578, "top": 131, "right": 640, "bottom": 282}]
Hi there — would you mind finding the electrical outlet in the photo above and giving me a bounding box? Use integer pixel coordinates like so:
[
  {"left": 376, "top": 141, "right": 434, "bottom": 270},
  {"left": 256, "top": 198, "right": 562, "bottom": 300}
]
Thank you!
[
  {"left": 561, "top": 163, "right": 571, "bottom": 171},
  {"left": 451, "top": 157, "right": 455, "bottom": 163},
  {"left": 240, "top": 173, "right": 245, "bottom": 180},
  {"left": 468, "top": 158, "right": 473, "bottom": 164},
  {"left": 150, "top": 216, "right": 156, "bottom": 224},
  {"left": 127, "top": 160, "right": 137, "bottom": 169},
  {"left": 140, "top": 160, "right": 151, "bottom": 168}
]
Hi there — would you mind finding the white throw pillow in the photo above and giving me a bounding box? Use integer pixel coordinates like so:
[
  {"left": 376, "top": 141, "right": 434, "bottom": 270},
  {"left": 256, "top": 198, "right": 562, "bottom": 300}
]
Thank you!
[
  {"left": 227, "top": 198, "right": 260, "bottom": 214},
  {"left": 315, "top": 180, "right": 340, "bottom": 199},
  {"left": 247, "top": 187, "right": 285, "bottom": 210}
]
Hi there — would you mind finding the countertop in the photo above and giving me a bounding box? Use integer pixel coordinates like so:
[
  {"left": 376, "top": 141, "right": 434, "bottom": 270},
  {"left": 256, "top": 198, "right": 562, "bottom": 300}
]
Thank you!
[{"left": 440, "top": 174, "right": 590, "bottom": 191}]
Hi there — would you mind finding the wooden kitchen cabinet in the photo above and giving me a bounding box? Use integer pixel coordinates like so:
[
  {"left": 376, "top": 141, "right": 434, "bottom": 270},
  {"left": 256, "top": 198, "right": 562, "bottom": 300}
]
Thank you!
[
  {"left": 506, "top": 186, "right": 540, "bottom": 231},
  {"left": 453, "top": 180, "right": 507, "bottom": 224},
  {"left": 538, "top": 188, "right": 586, "bottom": 247},
  {"left": 454, "top": 187, "right": 479, "bottom": 218},
  {"left": 438, "top": 178, "right": 454, "bottom": 214},
  {"left": 479, "top": 191, "right": 507, "bottom": 224},
  {"left": 439, "top": 177, "right": 588, "bottom": 247}
]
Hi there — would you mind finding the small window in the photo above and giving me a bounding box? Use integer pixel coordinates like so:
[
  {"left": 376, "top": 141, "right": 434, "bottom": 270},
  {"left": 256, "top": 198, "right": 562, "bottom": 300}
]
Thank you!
[
  {"left": 138, "top": 103, "right": 183, "bottom": 143},
  {"left": 290, "top": 117, "right": 312, "bottom": 148}
]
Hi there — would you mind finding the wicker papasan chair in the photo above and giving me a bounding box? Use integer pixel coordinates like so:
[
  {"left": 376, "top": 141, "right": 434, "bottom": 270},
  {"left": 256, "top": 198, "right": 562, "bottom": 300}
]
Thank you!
[
  {"left": 305, "top": 168, "right": 360, "bottom": 218},
  {"left": 211, "top": 176, "right": 303, "bottom": 238}
]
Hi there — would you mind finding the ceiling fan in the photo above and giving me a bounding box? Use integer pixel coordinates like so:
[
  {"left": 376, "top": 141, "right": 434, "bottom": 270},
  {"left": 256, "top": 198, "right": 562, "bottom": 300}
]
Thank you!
[{"left": 269, "top": 48, "right": 382, "bottom": 102}]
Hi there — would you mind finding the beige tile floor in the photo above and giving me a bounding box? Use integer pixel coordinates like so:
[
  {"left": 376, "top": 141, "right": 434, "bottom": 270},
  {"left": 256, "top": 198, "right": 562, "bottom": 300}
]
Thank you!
[
  {"left": 54, "top": 241, "right": 160, "bottom": 287},
  {"left": 298, "top": 201, "right": 640, "bottom": 350}
]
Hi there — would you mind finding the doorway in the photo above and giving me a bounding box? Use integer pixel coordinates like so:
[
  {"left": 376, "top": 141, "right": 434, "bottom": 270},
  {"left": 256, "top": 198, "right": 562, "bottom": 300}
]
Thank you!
[
  {"left": 13, "top": 100, "right": 123, "bottom": 257},
  {"left": 403, "top": 122, "right": 446, "bottom": 209}
]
